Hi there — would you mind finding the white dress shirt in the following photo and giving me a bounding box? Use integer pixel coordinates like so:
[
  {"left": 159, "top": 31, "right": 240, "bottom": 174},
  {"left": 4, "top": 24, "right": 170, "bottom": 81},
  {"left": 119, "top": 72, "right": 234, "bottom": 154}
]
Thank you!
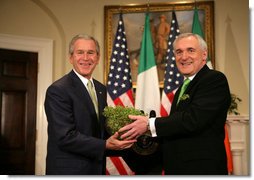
[{"left": 148, "top": 74, "right": 196, "bottom": 137}]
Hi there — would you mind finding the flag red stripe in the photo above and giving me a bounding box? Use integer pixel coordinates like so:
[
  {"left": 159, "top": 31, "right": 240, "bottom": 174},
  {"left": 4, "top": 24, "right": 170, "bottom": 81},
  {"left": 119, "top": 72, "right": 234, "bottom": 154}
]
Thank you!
[
  {"left": 126, "top": 89, "right": 135, "bottom": 105},
  {"left": 106, "top": 168, "right": 110, "bottom": 175},
  {"left": 112, "top": 90, "right": 134, "bottom": 108},
  {"left": 160, "top": 105, "right": 169, "bottom": 117},
  {"left": 113, "top": 97, "right": 124, "bottom": 106},
  {"left": 110, "top": 157, "right": 128, "bottom": 175},
  {"left": 167, "top": 92, "right": 175, "bottom": 103},
  {"left": 160, "top": 91, "right": 176, "bottom": 117}
]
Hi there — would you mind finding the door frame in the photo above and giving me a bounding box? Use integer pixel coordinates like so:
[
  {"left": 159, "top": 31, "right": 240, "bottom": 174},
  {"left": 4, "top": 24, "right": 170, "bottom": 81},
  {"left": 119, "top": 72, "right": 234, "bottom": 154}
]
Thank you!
[{"left": 0, "top": 33, "right": 53, "bottom": 175}]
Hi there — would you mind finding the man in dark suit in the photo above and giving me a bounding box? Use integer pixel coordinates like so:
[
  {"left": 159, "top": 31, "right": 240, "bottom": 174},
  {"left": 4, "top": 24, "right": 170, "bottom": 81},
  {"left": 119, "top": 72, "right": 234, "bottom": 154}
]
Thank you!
[
  {"left": 119, "top": 33, "right": 231, "bottom": 175},
  {"left": 44, "top": 34, "right": 136, "bottom": 175}
]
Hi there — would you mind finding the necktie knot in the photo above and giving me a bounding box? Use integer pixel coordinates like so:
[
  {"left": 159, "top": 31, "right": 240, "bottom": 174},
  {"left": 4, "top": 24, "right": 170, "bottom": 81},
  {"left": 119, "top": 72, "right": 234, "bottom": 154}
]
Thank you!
[
  {"left": 87, "top": 80, "right": 93, "bottom": 90},
  {"left": 183, "top": 78, "right": 191, "bottom": 88}
]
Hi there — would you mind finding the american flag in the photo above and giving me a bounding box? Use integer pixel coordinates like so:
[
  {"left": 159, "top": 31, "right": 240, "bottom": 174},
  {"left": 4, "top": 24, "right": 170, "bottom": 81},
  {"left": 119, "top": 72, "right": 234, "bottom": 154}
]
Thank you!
[
  {"left": 106, "top": 13, "right": 134, "bottom": 108},
  {"left": 106, "top": 13, "right": 134, "bottom": 175},
  {"left": 160, "top": 11, "right": 183, "bottom": 117}
]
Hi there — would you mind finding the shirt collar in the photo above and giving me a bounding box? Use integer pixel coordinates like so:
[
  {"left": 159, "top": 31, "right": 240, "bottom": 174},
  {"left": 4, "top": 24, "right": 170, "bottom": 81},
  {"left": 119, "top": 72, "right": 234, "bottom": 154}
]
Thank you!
[
  {"left": 185, "top": 74, "right": 195, "bottom": 81},
  {"left": 73, "top": 69, "right": 94, "bottom": 87}
]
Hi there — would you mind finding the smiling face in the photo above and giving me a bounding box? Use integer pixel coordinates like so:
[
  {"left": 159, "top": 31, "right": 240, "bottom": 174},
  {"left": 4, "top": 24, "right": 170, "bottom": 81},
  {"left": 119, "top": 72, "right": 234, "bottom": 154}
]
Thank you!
[
  {"left": 69, "top": 38, "right": 100, "bottom": 79},
  {"left": 174, "top": 35, "right": 207, "bottom": 77}
]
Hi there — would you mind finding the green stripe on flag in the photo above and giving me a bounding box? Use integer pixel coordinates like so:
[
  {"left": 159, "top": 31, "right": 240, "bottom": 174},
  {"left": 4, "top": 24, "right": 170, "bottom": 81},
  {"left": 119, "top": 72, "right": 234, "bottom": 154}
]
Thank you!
[
  {"left": 192, "top": 7, "right": 204, "bottom": 38},
  {"left": 192, "top": 7, "right": 213, "bottom": 69},
  {"left": 138, "top": 13, "right": 156, "bottom": 73}
]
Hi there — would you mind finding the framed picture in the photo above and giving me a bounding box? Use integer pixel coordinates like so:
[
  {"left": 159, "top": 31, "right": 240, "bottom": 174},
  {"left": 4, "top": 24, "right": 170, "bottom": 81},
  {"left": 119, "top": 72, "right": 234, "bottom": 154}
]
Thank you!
[{"left": 104, "top": 1, "right": 214, "bottom": 87}]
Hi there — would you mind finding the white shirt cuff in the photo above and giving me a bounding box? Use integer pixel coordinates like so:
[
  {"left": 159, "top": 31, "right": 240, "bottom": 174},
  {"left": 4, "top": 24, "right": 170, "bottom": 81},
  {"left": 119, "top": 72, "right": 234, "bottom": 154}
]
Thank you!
[{"left": 149, "top": 117, "right": 157, "bottom": 137}]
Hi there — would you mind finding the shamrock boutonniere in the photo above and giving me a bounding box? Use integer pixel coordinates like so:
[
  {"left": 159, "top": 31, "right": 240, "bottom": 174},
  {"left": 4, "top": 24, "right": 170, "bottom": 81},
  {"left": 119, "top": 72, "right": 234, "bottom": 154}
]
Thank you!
[{"left": 180, "top": 94, "right": 190, "bottom": 102}]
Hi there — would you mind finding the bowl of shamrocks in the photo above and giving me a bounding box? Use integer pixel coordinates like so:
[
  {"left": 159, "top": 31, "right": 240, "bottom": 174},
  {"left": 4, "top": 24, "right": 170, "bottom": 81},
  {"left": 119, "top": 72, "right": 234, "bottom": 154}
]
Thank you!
[{"left": 102, "top": 106, "right": 145, "bottom": 135}]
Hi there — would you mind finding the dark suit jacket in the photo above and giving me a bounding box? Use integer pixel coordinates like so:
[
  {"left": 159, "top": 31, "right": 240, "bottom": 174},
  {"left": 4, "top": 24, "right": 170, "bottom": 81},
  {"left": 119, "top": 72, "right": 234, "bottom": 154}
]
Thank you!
[
  {"left": 44, "top": 70, "right": 107, "bottom": 175},
  {"left": 155, "top": 65, "right": 231, "bottom": 175}
]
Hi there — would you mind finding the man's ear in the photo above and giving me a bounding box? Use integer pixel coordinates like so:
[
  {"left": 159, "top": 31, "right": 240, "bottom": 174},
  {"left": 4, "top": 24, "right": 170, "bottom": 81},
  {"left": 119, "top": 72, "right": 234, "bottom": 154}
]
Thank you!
[{"left": 202, "top": 50, "right": 208, "bottom": 61}]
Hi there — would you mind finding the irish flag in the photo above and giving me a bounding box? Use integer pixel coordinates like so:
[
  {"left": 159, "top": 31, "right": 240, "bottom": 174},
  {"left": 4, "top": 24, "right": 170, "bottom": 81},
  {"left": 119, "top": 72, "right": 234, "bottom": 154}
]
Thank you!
[{"left": 135, "top": 13, "right": 160, "bottom": 116}]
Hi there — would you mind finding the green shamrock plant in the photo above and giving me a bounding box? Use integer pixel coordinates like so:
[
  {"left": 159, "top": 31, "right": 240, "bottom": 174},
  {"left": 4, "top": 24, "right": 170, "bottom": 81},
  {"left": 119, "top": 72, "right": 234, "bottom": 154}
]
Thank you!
[{"left": 103, "top": 106, "right": 145, "bottom": 135}]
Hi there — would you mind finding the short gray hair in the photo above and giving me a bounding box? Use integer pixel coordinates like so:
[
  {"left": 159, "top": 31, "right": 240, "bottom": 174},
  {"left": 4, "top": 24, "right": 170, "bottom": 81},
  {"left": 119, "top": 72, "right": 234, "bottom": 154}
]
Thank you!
[
  {"left": 69, "top": 34, "right": 100, "bottom": 55},
  {"left": 173, "top": 33, "right": 207, "bottom": 51}
]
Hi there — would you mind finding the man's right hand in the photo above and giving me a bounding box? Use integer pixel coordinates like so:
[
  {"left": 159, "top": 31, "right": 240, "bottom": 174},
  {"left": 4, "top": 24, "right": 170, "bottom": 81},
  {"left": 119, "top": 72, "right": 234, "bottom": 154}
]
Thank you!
[{"left": 106, "top": 132, "right": 136, "bottom": 150}]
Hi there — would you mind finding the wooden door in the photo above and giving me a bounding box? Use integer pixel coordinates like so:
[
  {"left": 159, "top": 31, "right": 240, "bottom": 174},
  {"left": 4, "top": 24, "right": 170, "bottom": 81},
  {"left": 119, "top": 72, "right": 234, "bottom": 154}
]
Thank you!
[{"left": 0, "top": 48, "right": 38, "bottom": 175}]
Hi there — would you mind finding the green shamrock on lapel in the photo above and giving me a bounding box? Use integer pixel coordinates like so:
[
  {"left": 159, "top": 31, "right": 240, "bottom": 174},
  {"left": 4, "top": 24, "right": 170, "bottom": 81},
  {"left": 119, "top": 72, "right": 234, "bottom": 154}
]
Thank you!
[{"left": 179, "top": 94, "right": 190, "bottom": 102}]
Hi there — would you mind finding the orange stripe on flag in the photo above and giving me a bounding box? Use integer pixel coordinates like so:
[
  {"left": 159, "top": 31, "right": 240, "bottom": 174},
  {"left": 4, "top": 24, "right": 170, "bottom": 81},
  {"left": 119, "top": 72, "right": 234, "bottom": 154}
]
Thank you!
[{"left": 224, "top": 124, "right": 233, "bottom": 174}]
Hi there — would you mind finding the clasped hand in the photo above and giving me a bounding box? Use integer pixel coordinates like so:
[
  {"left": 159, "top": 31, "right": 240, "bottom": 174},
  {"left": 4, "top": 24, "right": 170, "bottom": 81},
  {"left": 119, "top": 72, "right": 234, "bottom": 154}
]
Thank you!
[
  {"left": 118, "top": 115, "right": 149, "bottom": 140},
  {"left": 106, "top": 115, "right": 149, "bottom": 150},
  {"left": 106, "top": 131, "right": 136, "bottom": 150}
]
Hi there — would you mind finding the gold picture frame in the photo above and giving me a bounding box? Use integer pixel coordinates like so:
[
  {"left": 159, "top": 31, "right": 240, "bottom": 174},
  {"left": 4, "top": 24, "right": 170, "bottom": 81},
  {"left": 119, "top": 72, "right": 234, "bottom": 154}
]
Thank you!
[{"left": 104, "top": 1, "right": 214, "bottom": 87}]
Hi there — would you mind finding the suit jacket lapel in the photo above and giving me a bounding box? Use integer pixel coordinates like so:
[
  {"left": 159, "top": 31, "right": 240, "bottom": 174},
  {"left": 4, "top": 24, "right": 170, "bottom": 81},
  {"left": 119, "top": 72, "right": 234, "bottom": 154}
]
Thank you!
[
  {"left": 171, "top": 86, "right": 181, "bottom": 112},
  {"left": 69, "top": 71, "right": 97, "bottom": 116},
  {"left": 184, "top": 65, "right": 210, "bottom": 94},
  {"left": 171, "top": 65, "right": 210, "bottom": 112},
  {"left": 69, "top": 71, "right": 102, "bottom": 137},
  {"left": 93, "top": 79, "right": 107, "bottom": 138},
  {"left": 94, "top": 83, "right": 103, "bottom": 118}
]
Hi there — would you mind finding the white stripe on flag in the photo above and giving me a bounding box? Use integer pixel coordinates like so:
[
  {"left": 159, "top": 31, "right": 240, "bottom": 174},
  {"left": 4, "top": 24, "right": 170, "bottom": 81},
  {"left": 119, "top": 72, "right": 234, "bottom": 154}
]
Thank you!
[
  {"left": 106, "top": 157, "right": 134, "bottom": 175},
  {"left": 161, "top": 89, "right": 178, "bottom": 115},
  {"left": 107, "top": 93, "right": 116, "bottom": 107},
  {"left": 119, "top": 92, "right": 134, "bottom": 107},
  {"left": 135, "top": 66, "right": 161, "bottom": 115}
]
